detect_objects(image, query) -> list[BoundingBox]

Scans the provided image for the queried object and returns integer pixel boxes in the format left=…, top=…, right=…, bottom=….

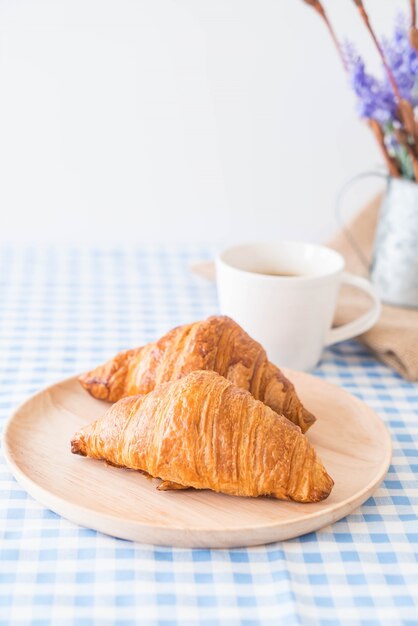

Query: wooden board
left=3, top=371, right=392, bottom=548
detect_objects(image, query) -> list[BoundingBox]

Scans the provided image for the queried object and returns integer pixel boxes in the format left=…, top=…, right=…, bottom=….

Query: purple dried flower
left=382, top=14, right=418, bottom=106
left=344, top=43, right=396, bottom=124
left=345, top=15, right=418, bottom=125
left=301, top=3, right=418, bottom=179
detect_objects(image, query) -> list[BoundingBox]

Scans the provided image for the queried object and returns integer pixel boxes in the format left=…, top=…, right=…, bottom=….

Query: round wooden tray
left=3, top=371, right=391, bottom=548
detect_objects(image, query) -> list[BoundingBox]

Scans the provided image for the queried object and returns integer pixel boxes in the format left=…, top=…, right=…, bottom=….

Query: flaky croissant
left=72, top=370, right=333, bottom=503
left=79, top=315, right=315, bottom=433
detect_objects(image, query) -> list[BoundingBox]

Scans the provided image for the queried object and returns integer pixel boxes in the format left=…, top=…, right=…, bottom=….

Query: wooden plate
left=3, top=371, right=391, bottom=548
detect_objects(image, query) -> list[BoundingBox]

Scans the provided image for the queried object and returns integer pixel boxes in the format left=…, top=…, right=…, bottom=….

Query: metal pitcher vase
left=338, top=173, right=418, bottom=309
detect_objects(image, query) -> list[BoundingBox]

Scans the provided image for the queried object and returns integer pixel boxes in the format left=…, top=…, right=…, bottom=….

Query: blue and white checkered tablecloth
left=1, top=245, right=418, bottom=626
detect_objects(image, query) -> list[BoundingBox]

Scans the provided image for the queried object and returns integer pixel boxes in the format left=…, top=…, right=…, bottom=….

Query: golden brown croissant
left=79, top=315, right=315, bottom=433
left=72, top=370, right=333, bottom=503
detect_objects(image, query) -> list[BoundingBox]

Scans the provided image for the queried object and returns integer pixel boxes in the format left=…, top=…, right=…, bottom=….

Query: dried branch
left=368, top=120, right=400, bottom=178
left=352, top=0, right=418, bottom=156
left=398, top=100, right=418, bottom=149
left=410, top=27, right=418, bottom=50
left=395, top=127, right=418, bottom=181
left=352, top=0, right=402, bottom=103
left=301, top=0, right=418, bottom=179
left=409, top=0, right=418, bottom=50
left=411, top=0, right=416, bottom=27
left=301, top=0, right=347, bottom=70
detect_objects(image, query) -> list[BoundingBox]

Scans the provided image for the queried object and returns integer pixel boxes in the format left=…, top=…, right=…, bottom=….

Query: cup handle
left=325, top=272, right=381, bottom=347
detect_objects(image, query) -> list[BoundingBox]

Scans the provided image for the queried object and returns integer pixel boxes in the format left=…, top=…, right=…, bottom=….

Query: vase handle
left=335, top=171, right=388, bottom=273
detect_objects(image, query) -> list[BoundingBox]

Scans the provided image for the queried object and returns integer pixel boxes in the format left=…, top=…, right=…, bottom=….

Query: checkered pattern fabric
left=1, top=245, right=417, bottom=626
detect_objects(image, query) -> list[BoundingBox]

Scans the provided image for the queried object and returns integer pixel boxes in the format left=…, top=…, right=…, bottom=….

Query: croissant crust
left=79, top=316, right=315, bottom=433
left=72, top=370, right=333, bottom=503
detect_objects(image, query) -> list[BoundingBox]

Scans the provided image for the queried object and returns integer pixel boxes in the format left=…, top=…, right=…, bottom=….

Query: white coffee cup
left=216, top=242, right=381, bottom=371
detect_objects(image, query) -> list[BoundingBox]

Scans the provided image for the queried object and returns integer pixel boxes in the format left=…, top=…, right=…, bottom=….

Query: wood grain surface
left=3, top=371, right=392, bottom=548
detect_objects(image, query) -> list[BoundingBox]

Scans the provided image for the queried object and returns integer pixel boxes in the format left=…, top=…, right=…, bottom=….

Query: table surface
left=0, top=245, right=417, bottom=626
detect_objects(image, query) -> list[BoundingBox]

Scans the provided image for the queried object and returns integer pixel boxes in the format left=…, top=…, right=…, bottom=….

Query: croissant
left=72, top=370, right=333, bottom=503
left=79, top=315, right=315, bottom=433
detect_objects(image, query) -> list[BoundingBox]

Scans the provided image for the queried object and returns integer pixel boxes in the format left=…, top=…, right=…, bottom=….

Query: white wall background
left=0, top=0, right=399, bottom=245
